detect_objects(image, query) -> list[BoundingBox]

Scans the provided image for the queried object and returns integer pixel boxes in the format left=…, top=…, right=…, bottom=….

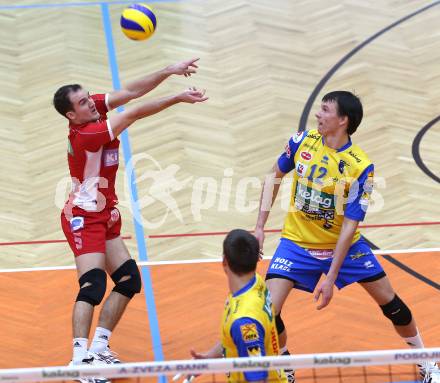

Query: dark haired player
left=53, top=58, right=207, bottom=382
left=254, top=91, right=436, bottom=382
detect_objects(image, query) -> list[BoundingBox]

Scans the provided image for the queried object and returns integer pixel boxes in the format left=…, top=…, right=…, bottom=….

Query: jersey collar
left=232, top=275, right=257, bottom=297
left=322, top=136, right=352, bottom=152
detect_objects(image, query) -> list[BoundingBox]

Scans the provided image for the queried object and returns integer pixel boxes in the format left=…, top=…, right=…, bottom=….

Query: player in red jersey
left=53, top=58, right=207, bottom=381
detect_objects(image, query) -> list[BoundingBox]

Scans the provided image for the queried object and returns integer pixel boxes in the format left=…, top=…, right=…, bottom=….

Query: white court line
left=0, top=247, right=439, bottom=273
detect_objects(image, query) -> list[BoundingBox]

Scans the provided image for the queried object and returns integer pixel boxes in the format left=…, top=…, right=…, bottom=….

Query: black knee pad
left=111, top=259, right=142, bottom=299
left=76, top=268, right=107, bottom=306
left=380, top=294, right=412, bottom=326
left=275, top=313, right=285, bottom=334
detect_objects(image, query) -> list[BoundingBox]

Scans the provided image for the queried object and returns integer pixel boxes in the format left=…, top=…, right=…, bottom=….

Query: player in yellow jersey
left=254, top=91, right=436, bottom=383
left=188, top=229, right=287, bottom=383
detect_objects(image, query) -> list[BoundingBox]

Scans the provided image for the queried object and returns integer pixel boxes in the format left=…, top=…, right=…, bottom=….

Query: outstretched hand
left=172, top=349, right=207, bottom=382
left=190, top=349, right=209, bottom=359
left=168, top=58, right=200, bottom=77
left=179, top=87, right=208, bottom=103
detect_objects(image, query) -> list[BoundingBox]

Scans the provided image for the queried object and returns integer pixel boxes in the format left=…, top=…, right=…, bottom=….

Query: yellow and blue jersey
left=278, top=129, right=374, bottom=249
left=221, top=274, right=287, bottom=383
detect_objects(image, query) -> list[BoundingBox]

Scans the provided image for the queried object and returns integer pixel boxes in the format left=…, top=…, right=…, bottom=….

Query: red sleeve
left=76, top=120, right=114, bottom=151
left=91, top=93, right=109, bottom=116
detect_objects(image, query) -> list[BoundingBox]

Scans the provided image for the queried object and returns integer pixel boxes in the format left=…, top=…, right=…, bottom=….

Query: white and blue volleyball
left=120, top=3, right=157, bottom=41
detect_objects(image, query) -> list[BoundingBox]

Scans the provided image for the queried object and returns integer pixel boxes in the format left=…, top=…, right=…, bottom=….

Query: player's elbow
left=125, top=88, right=142, bottom=101
left=109, top=113, right=136, bottom=138
left=272, top=162, right=286, bottom=179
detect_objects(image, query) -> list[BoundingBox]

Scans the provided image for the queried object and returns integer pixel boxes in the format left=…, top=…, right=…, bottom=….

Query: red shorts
left=61, top=207, right=122, bottom=257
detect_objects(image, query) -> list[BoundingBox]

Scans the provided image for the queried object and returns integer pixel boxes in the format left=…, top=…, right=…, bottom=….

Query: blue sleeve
left=277, top=131, right=307, bottom=173
left=345, top=164, right=374, bottom=221
left=230, top=317, right=267, bottom=382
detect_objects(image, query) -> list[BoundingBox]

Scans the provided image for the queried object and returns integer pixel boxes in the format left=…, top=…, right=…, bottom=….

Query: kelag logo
left=313, top=356, right=351, bottom=365
left=233, top=360, right=271, bottom=369
left=42, top=370, right=80, bottom=378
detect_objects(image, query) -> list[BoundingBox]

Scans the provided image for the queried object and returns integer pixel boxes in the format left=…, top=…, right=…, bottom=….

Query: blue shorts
left=266, top=237, right=385, bottom=293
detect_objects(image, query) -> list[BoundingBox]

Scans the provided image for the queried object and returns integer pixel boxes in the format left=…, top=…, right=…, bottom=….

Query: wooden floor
left=0, top=252, right=438, bottom=381
left=0, top=0, right=440, bottom=268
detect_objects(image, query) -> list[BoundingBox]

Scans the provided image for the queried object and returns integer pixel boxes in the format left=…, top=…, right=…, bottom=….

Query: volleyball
left=120, top=3, right=157, bottom=41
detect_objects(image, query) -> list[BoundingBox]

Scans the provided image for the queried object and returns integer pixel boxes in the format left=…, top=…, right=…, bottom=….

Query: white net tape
left=0, top=348, right=439, bottom=383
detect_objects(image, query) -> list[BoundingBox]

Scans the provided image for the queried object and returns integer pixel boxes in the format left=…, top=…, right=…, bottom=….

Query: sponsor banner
left=2, top=349, right=440, bottom=382
left=313, top=356, right=351, bottom=365
left=394, top=350, right=440, bottom=361
left=42, top=370, right=80, bottom=379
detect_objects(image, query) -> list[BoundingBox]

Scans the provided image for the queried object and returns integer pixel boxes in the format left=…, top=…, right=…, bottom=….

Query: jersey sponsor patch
left=338, top=160, right=345, bottom=174
left=349, top=251, right=368, bottom=260
left=103, top=148, right=119, bottom=167
left=360, top=170, right=374, bottom=206
left=262, top=288, right=273, bottom=321
left=292, top=131, right=304, bottom=143
left=70, top=216, right=84, bottom=232
left=247, top=345, right=262, bottom=357
left=67, top=139, right=74, bottom=156
left=284, top=143, right=291, bottom=158
left=270, top=327, right=279, bottom=355
left=364, top=260, right=375, bottom=269
left=348, top=150, right=362, bottom=163
left=308, top=249, right=334, bottom=259
left=240, top=323, right=259, bottom=343
left=108, top=208, right=120, bottom=228
left=300, top=151, right=312, bottom=161
left=296, top=162, right=308, bottom=177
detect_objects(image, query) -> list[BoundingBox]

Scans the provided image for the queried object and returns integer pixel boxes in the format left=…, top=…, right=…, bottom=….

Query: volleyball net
left=1, top=348, right=439, bottom=383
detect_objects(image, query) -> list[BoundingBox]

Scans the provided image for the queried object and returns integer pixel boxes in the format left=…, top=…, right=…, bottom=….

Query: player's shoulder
left=304, top=129, right=322, bottom=141
left=340, top=141, right=373, bottom=175
left=91, top=93, right=105, bottom=101
left=290, top=129, right=321, bottom=144
left=346, top=142, right=372, bottom=164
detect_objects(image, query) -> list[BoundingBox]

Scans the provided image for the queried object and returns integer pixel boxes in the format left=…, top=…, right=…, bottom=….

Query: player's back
left=221, top=274, right=287, bottom=383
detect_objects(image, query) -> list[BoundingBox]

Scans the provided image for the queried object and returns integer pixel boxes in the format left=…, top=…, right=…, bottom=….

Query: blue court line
left=0, top=0, right=180, bottom=10
left=101, top=4, right=166, bottom=382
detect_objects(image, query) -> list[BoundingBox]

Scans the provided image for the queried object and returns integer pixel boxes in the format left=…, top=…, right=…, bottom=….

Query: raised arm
left=108, top=87, right=207, bottom=138
left=107, top=58, right=200, bottom=110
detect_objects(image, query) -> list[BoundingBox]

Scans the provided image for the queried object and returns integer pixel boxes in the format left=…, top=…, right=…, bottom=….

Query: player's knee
left=380, top=294, right=412, bottom=326
left=76, top=268, right=107, bottom=306
left=275, top=313, right=285, bottom=335
left=111, top=259, right=142, bottom=299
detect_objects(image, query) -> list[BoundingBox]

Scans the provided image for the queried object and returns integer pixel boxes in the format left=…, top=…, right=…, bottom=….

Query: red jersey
left=65, top=94, right=119, bottom=214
